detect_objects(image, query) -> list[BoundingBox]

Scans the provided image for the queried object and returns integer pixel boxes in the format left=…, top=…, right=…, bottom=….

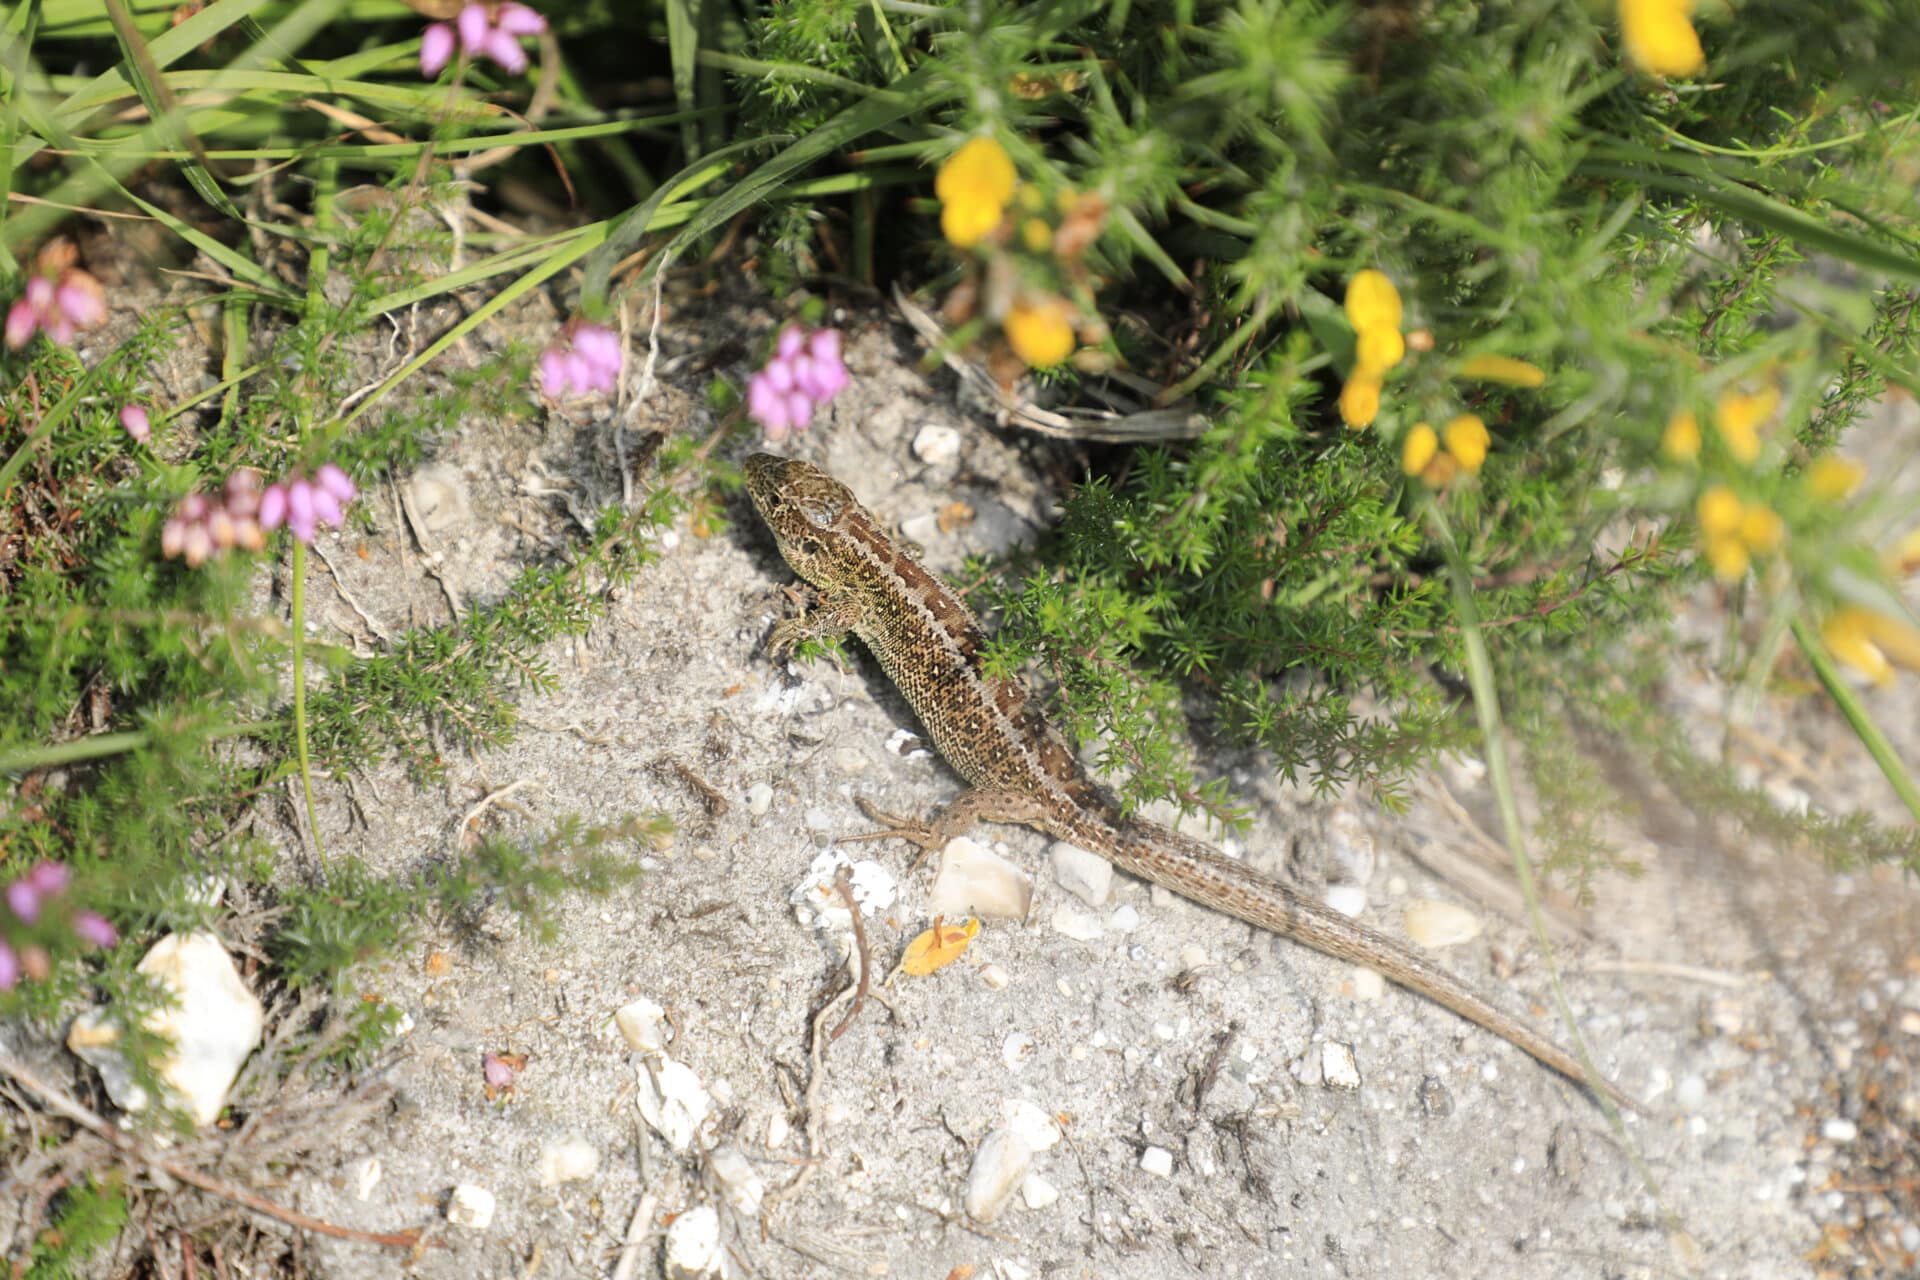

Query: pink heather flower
left=540, top=321, right=622, bottom=399
left=72, top=911, right=118, bottom=949
left=6, top=879, right=40, bottom=924
left=162, top=470, right=270, bottom=566
left=26, top=861, right=70, bottom=898
left=483, top=1052, right=517, bottom=1089
left=421, top=20, right=457, bottom=76
left=0, top=942, right=16, bottom=991
left=5, top=241, right=107, bottom=350
left=259, top=466, right=358, bottom=545
left=120, top=404, right=152, bottom=444
left=422, top=3, right=546, bottom=79
left=748, top=324, right=849, bottom=442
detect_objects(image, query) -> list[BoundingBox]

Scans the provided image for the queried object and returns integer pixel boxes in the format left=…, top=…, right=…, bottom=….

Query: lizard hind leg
left=846, top=788, right=1056, bottom=870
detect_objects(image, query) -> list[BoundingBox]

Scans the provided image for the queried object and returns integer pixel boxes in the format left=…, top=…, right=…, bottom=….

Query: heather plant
left=2, top=0, right=1919, bottom=1267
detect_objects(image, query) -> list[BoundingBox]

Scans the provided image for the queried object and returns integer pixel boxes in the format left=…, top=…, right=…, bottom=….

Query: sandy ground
left=7, top=281, right=1918, bottom=1279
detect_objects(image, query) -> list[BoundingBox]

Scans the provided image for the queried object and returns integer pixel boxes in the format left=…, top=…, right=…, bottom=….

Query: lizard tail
left=1108, top=818, right=1639, bottom=1113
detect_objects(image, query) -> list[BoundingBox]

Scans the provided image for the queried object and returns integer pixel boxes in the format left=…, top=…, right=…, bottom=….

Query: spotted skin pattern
left=745, top=452, right=1633, bottom=1111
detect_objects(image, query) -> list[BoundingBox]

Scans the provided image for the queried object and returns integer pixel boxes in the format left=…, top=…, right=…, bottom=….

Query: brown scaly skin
left=745, top=452, right=1636, bottom=1112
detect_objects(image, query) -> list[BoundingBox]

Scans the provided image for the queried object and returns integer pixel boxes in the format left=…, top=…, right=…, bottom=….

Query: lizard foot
left=844, top=797, right=946, bottom=869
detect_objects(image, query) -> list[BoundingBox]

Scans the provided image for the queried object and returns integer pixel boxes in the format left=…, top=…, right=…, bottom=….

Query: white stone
left=1049, top=901, right=1105, bottom=942
left=1178, top=945, right=1210, bottom=970
left=745, top=782, right=774, bottom=817
left=1049, top=841, right=1113, bottom=907
left=352, top=1157, right=382, bottom=1202
left=911, top=423, right=963, bottom=467
left=1323, top=883, right=1369, bottom=919
left=1108, top=904, right=1141, bottom=933
left=1403, top=899, right=1484, bottom=949
left=1003, top=1100, right=1061, bottom=1151
left=1821, top=1118, right=1858, bottom=1143
left=1321, top=1041, right=1361, bottom=1090
left=980, top=963, right=1011, bottom=990
left=67, top=931, right=264, bottom=1127
left=1675, top=1075, right=1708, bottom=1109
left=791, top=851, right=896, bottom=929
left=1139, top=1146, right=1174, bottom=1178
left=446, top=1183, right=496, bottom=1229
left=709, top=1144, right=766, bottom=1215
left=928, top=837, right=1032, bottom=920
left=409, top=464, right=471, bottom=532
left=884, top=728, right=929, bottom=759
left=766, top=1112, right=790, bottom=1148
left=636, top=1056, right=713, bottom=1152
left=663, top=1204, right=724, bottom=1279
left=537, top=1137, right=600, bottom=1186
left=963, top=1128, right=1032, bottom=1222
left=1020, top=1172, right=1060, bottom=1210
left=614, top=997, right=670, bottom=1055
left=1002, top=1031, right=1037, bottom=1072
left=1351, top=967, right=1386, bottom=1001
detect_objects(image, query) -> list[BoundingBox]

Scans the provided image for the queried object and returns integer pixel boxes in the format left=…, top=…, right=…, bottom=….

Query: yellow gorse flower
left=1004, top=294, right=1076, bottom=367
left=1714, top=386, right=1779, bottom=465
left=1694, top=484, right=1784, bottom=582
left=1619, top=0, right=1705, bottom=78
left=1661, top=409, right=1701, bottom=462
left=1402, top=423, right=1439, bottom=477
left=1341, top=270, right=1403, bottom=429
left=1339, top=374, right=1382, bottom=429
left=1805, top=457, right=1865, bottom=503
left=937, top=137, right=1017, bottom=249
left=1456, top=354, right=1546, bottom=388
left=1345, top=270, right=1402, bottom=334
left=1820, top=607, right=1920, bottom=686
left=1441, top=414, right=1489, bottom=474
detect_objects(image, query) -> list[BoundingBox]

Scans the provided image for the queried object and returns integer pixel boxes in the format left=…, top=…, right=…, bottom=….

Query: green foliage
left=22, top=1174, right=129, bottom=1280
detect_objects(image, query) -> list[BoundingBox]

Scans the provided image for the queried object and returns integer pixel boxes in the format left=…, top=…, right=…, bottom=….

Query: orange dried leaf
left=902, top=917, right=981, bottom=975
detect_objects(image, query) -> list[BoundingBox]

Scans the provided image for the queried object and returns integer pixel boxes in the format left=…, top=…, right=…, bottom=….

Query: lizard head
left=744, top=452, right=857, bottom=582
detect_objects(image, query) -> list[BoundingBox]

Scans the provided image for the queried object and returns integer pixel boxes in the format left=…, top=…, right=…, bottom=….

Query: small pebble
left=538, top=1138, right=600, bottom=1187
left=980, top=963, right=1011, bottom=990
left=1049, top=901, right=1106, bottom=943
left=964, top=1128, right=1033, bottom=1223
left=1320, top=807, right=1377, bottom=885
left=1178, top=945, right=1210, bottom=970
left=1898, top=1010, right=1920, bottom=1036
left=1675, top=1075, right=1707, bottom=1110
left=636, top=1057, right=713, bottom=1152
left=1351, top=967, right=1386, bottom=1001
left=766, top=1112, right=790, bottom=1148
left=1403, top=899, right=1484, bottom=948
left=745, top=782, right=773, bottom=817
left=663, top=1205, right=723, bottom=1279
left=1049, top=841, right=1113, bottom=907
left=1004, top=1100, right=1061, bottom=1151
left=408, top=464, right=471, bottom=533
left=1109, top=904, right=1141, bottom=933
left=615, top=997, right=670, bottom=1055
left=1020, top=1172, right=1060, bottom=1210
left=352, top=1157, right=382, bottom=1202
left=1321, top=1041, right=1361, bottom=1090
left=1003, top=1031, right=1037, bottom=1072
left=446, top=1183, right=496, bottom=1230
left=1323, top=883, right=1369, bottom=919
left=929, top=837, right=1033, bottom=920
left=1139, top=1146, right=1174, bottom=1178
left=709, top=1143, right=766, bottom=1215
left=1821, top=1118, right=1858, bottom=1143
left=912, top=423, right=963, bottom=467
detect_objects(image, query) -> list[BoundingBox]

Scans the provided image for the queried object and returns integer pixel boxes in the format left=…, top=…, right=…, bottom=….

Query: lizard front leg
left=767, top=585, right=866, bottom=663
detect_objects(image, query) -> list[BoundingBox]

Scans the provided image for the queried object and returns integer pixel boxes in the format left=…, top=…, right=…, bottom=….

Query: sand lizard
left=745, top=451, right=1633, bottom=1111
